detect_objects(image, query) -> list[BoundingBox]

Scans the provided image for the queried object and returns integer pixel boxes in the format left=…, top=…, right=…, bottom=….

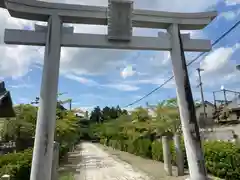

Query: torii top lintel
left=0, top=0, right=217, bottom=30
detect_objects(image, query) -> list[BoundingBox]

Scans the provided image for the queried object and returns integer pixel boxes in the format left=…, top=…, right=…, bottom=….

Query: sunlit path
left=75, top=142, right=151, bottom=180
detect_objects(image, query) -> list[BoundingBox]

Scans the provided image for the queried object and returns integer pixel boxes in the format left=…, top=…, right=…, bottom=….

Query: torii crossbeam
left=0, top=0, right=217, bottom=180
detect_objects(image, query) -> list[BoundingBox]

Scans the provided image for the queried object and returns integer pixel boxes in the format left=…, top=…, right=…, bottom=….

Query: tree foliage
left=0, top=102, right=81, bottom=179
left=131, top=107, right=150, bottom=122
left=0, top=104, right=80, bottom=152
left=1, top=104, right=37, bottom=151
left=89, top=105, right=127, bottom=123
left=153, top=98, right=181, bottom=133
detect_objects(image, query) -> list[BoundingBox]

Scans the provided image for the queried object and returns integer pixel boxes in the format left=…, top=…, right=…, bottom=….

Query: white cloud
left=220, top=10, right=240, bottom=21
left=8, top=84, right=33, bottom=89
left=188, top=43, right=240, bottom=88
left=72, top=106, right=95, bottom=113
left=201, top=48, right=234, bottom=73
left=123, top=77, right=166, bottom=87
left=224, top=0, right=240, bottom=6
left=0, top=45, right=39, bottom=78
left=103, top=83, right=139, bottom=91
left=65, top=74, right=99, bottom=86
left=0, top=0, right=222, bottom=80
left=121, top=65, right=136, bottom=79
left=65, top=73, right=140, bottom=91
left=0, top=9, right=37, bottom=78
left=0, top=0, right=230, bottom=106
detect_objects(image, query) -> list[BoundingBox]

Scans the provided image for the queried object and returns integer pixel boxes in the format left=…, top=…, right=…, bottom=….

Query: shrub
left=102, top=129, right=240, bottom=180
left=0, top=148, right=32, bottom=179
left=204, top=141, right=240, bottom=179
left=60, top=172, right=74, bottom=180
left=132, top=138, right=152, bottom=158
left=151, top=140, right=163, bottom=161
left=0, top=105, right=81, bottom=179
left=89, top=113, right=240, bottom=180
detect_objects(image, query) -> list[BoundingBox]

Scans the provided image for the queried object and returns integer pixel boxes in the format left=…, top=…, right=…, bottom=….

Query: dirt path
left=75, top=142, right=152, bottom=180
left=60, top=142, right=222, bottom=180
left=96, top=143, right=189, bottom=180
left=97, top=144, right=223, bottom=180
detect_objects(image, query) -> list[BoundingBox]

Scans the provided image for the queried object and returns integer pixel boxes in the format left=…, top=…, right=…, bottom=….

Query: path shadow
left=58, top=144, right=83, bottom=176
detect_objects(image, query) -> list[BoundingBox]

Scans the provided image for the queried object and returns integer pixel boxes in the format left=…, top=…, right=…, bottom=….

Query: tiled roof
left=0, top=81, right=15, bottom=118
left=196, top=101, right=215, bottom=109
left=0, top=91, right=8, bottom=102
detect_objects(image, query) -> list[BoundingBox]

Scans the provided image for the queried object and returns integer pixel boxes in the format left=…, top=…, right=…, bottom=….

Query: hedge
left=100, top=133, right=240, bottom=180
left=0, top=148, right=32, bottom=179
left=0, top=139, right=80, bottom=179
left=0, top=105, right=81, bottom=179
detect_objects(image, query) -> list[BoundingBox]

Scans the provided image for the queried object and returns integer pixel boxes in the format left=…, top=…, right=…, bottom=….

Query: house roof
left=196, top=101, right=214, bottom=109
left=0, top=81, right=16, bottom=118
left=0, top=91, right=15, bottom=118
left=57, top=102, right=67, bottom=111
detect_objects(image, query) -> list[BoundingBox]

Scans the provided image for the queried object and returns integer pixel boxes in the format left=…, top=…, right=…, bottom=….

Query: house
left=195, top=101, right=215, bottom=128
left=73, top=108, right=88, bottom=118
left=221, top=95, right=240, bottom=121
left=0, top=81, right=15, bottom=118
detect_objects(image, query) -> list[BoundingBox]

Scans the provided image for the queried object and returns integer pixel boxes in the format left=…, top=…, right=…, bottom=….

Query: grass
left=59, top=172, right=74, bottom=180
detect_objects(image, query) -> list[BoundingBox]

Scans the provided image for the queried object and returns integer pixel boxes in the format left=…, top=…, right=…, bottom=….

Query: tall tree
left=154, top=98, right=181, bottom=133
left=102, top=106, right=111, bottom=120
left=131, top=107, right=150, bottom=122
left=90, top=106, right=102, bottom=123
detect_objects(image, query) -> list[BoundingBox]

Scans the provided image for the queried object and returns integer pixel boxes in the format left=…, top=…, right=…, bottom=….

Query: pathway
left=75, top=142, right=152, bottom=180
left=60, top=142, right=221, bottom=180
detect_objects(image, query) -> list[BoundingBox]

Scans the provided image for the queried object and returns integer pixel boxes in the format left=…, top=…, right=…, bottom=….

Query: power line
left=124, top=19, right=240, bottom=108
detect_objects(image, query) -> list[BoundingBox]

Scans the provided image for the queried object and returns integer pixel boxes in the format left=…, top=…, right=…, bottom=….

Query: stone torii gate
left=0, top=0, right=217, bottom=180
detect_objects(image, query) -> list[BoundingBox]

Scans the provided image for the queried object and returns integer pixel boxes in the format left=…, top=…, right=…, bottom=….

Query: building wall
left=215, top=124, right=240, bottom=137
left=226, top=95, right=240, bottom=109
left=200, top=129, right=235, bottom=142
left=229, top=113, right=238, bottom=121
left=196, top=104, right=214, bottom=119
left=195, top=104, right=215, bottom=128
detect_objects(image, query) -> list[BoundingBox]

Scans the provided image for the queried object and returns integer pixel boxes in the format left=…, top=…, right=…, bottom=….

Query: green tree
left=55, top=110, right=80, bottom=147
left=1, top=103, right=81, bottom=152
left=90, top=106, right=102, bottom=123
left=1, top=104, right=37, bottom=151
left=154, top=98, right=181, bottom=133
left=102, top=106, right=111, bottom=120
left=131, top=107, right=150, bottom=122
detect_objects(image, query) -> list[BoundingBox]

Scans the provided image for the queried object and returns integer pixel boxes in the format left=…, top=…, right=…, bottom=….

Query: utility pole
left=213, top=92, right=216, bottom=110
left=223, top=89, right=227, bottom=105
left=69, top=99, right=72, bottom=111
left=197, top=68, right=206, bottom=121
left=221, top=86, right=228, bottom=105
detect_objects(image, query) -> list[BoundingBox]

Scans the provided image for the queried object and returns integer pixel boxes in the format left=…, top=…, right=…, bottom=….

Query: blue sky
left=0, top=0, right=240, bottom=112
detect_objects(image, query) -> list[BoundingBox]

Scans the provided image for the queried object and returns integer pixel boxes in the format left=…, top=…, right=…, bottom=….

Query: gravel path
left=69, top=142, right=222, bottom=180
left=96, top=144, right=189, bottom=180
left=75, top=142, right=152, bottom=180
